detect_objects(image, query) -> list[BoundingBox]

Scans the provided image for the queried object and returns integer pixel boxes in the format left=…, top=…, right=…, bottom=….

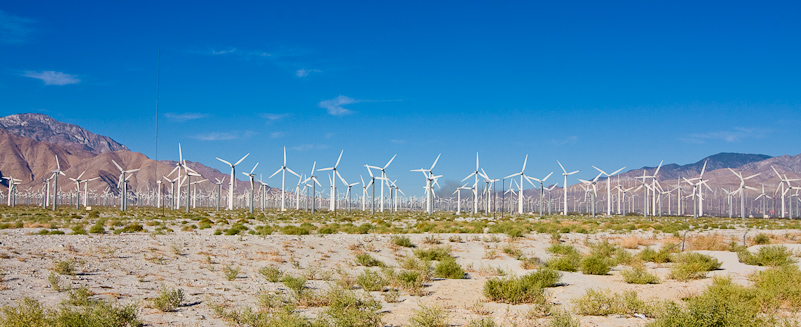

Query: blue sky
left=2, top=1, right=800, bottom=196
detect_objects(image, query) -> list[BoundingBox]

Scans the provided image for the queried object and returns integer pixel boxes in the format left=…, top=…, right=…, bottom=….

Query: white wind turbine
left=528, top=172, right=554, bottom=217
left=111, top=160, right=139, bottom=212
left=269, top=147, right=300, bottom=211
left=213, top=176, right=225, bottom=211
left=755, top=184, right=771, bottom=218
left=696, top=160, right=709, bottom=216
left=306, top=162, right=322, bottom=213
left=728, top=168, right=759, bottom=219
left=557, top=161, right=579, bottom=215
left=216, top=153, right=250, bottom=210
left=462, top=153, right=481, bottom=215
left=579, top=171, right=604, bottom=217
left=318, top=150, right=345, bottom=212
left=452, top=183, right=469, bottom=215
left=69, top=171, right=99, bottom=209
left=504, top=155, right=536, bottom=215
left=51, top=155, right=67, bottom=210
left=366, top=154, right=396, bottom=212
left=593, top=165, right=626, bottom=215
left=772, top=166, right=799, bottom=218
left=243, top=162, right=259, bottom=213
left=412, top=154, right=441, bottom=215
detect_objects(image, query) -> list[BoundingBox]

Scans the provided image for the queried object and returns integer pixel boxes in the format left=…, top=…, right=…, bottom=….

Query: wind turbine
left=269, top=147, right=300, bottom=212
left=755, top=185, right=771, bottom=218
left=213, top=177, right=225, bottom=212
left=50, top=155, right=66, bottom=210
left=69, top=171, right=99, bottom=209
left=462, top=153, right=481, bottom=215
left=528, top=172, right=554, bottom=217
left=412, top=154, right=441, bottom=215
left=452, top=183, right=469, bottom=215
left=579, top=171, right=604, bottom=217
left=772, top=166, right=799, bottom=218
left=216, top=153, right=249, bottom=210
left=243, top=163, right=259, bottom=213
left=366, top=154, right=396, bottom=213
left=111, top=160, right=139, bottom=211
left=318, top=150, right=345, bottom=212
left=345, top=181, right=358, bottom=212
left=593, top=166, right=626, bottom=215
left=696, top=160, right=709, bottom=216
left=557, top=161, right=579, bottom=215
left=504, top=155, right=537, bottom=215
left=306, top=162, right=321, bottom=213
left=728, top=168, right=759, bottom=219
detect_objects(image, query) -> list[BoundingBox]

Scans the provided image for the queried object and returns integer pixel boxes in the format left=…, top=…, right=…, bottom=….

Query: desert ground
left=1, top=207, right=800, bottom=326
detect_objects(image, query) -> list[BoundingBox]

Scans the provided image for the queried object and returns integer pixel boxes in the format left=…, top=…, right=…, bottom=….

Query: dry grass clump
left=621, top=265, right=660, bottom=284
left=152, top=284, right=184, bottom=312
left=408, top=304, right=448, bottom=327
left=619, top=236, right=655, bottom=249
left=572, top=288, right=661, bottom=317
left=0, top=297, right=141, bottom=327
left=686, top=233, right=731, bottom=251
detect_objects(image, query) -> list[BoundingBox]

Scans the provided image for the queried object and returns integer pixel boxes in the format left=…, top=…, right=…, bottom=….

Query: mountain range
left=1, top=113, right=800, bottom=199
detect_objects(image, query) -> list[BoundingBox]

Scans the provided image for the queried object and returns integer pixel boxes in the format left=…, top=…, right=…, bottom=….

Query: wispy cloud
left=190, top=131, right=256, bottom=141
left=23, top=71, right=80, bottom=85
left=682, top=127, right=769, bottom=144
left=296, top=68, right=321, bottom=78
left=270, top=131, right=284, bottom=139
left=551, top=135, right=578, bottom=145
left=259, top=113, right=289, bottom=122
left=319, top=95, right=358, bottom=116
left=210, top=48, right=237, bottom=55
left=290, top=144, right=329, bottom=151
left=0, top=11, right=35, bottom=44
left=390, top=139, right=406, bottom=144
left=164, top=112, right=208, bottom=122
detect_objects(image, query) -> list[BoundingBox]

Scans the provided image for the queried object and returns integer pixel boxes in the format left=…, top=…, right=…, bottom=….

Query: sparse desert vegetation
left=2, top=206, right=801, bottom=326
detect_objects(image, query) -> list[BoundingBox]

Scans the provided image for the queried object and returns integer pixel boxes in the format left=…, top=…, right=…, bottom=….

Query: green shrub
left=670, top=252, right=721, bottom=281
left=639, top=243, right=678, bottom=263
left=152, top=284, right=184, bottom=312
left=259, top=265, right=284, bottom=282
left=88, top=222, right=105, bottom=234
left=548, top=309, right=580, bottom=327
left=408, top=304, right=448, bottom=327
left=386, top=269, right=426, bottom=296
left=355, top=269, right=388, bottom=291
left=52, top=259, right=76, bottom=276
left=750, top=264, right=801, bottom=311
left=355, top=253, right=386, bottom=267
left=318, top=287, right=383, bottom=327
left=414, top=247, right=452, bottom=261
left=545, top=254, right=580, bottom=272
left=118, top=223, right=144, bottom=233
left=281, top=275, right=307, bottom=295
left=738, top=245, right=797, bottom=267
left=71, top=225, right=87, bottom=235
left=753, top=233, right=771, bottom=245
left=433, top=257, right=465, bottom=279
left=548, top=244, right=579, bottom=256
left=223, top=265, right=240, bottom=281
left=392, top=235, right=416, bottom=248
left=621, top=266, right=660, bottom=284
left=580, top=255, right=610, bottom=275
left=0, top=296, right=140, bottom=327
left=483, top=269, right=561, bottom=304
left=573, top=289, right=658, bottom=317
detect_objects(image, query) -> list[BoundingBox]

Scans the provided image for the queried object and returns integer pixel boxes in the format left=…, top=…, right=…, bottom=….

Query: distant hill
left=0, top=113, right=128, bottom=155
left=618, top=152, right=772, bottom=182
left=0, top=113, right=256, bottom=194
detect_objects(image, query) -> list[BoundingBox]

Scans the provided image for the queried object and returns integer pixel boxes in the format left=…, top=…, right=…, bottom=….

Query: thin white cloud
left=164, top=112, right=208, bottom=122
left=0, top=11, right=35, bottom=44
left=23, top=71, right=80, bottom=85
left=259, top=113, right=289, bottom=121
left=190, top=131, right=256, bottom=141
left=551, top=135, right=578, bottom=145
left=211, top=48, right=237, bottom=55
left=390, top=139, right=406, bottom=144
left=270, top=131, right=284, bottom=139
left=319, top=95, right=357, bottom=116
left=290, top=144, right=329, bottom=151
left=682, top=127, right=769, bottom=144
left=296, top=68, right=321, bottom=78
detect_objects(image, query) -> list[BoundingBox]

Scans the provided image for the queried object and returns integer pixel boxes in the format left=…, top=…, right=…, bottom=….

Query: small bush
left=580, top=255, right=610, bottom=275
left=621, top=266, right=660, bottom=284
left=750, top=264, right=801, bottom=311
left=259, top=265, right=284, bottom=282
left=548, top=244, right=579, bottom=256
left=355, top=253, right=386, bottom=267
left=223, top=265, right=240, bottom=281
left=414, top=247, right=452, bottom=261
left=408, top=304, right=448, bottom=327
left=753, top=233, right=771, bottom=245
left=483, top=268, right=561, bottom=304
left=573, top=289, right=658, bottom=317
left=319, top=287, right=383, bottom=326
left=545, top=254, right=580, bottom=272
left=71, top=225, right=87, bottom=235
left=355, top=269, right=388, bottom=291
left=52, top=259, right=76, bottom=276
left=468, top=318, right=497, bottom=327
left=281, top=275, right=307, bottom=295
left=433, top=257, right=465, bottom=279
left=152, top=284, right=184, bottom=312
left=0, top=296, right=140, bottom=327
left=738, top=245, right=796, bottom=267
left=392, top=235, right=416, bottom=248
left=639, top=243, right=678, bottom=263
left=549, top=309, right=580, bottom=327
left=88, top=223, right=105, bottom=234
left=670, top=252, right=721, bottom=281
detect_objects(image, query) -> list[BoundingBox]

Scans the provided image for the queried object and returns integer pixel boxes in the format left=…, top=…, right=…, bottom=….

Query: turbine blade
left=431, top=153, right=441, bottom=171
left=250, top=162, right=259, bottom=175
left=269, top=168, right=282, bottom=178
left=557, top=160, right=566, bottom=173
left=335, top=150, right=344, bottom=167
left=216, top=157, right=232, bottom=166
left=234, top=153, right=250, bottom=166
left=384, top=154, right=397, bottom=169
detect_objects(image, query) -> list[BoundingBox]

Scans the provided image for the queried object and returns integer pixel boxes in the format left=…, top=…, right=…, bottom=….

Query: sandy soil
left=0, top=227, right=796, bottom=326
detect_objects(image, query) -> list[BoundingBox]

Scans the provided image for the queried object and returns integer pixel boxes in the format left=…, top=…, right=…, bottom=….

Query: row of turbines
left=3, top=148, right=800, bottom=220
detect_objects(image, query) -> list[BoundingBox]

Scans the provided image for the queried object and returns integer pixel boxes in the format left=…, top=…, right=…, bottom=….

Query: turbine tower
left=318, top=150, right=345, bottom=212
left=504, top=155, right=536, bottom=215
left=270, top=147, right=300, bottom=211
left=366, top=154, right=396, bottom=212
left=557, top=161, right=579, bottom=215
left=593, top=165, right=626, bottom=215
left=462, top=153, right=481, bottom=215
left=728, top=168, right=759, bottom=219
left=216, top=153, right=250, bottom=210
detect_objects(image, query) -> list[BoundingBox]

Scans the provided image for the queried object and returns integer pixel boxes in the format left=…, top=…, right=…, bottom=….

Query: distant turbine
left=462, top=153, right=481, bottom=214
left=528, top=171, right=553, bottom=217
left=557, top=161, right=579, bottom=215
left=243, top=162, right=259, bottom=214
left=216, top=153, right=250, bottom=210
left=593, top=165, right=626, bottom=215
left=269, top=147, right=300, bottom=211
left=504, top=155, right=536, bottom=215
left=366, top=154, right=396, bottom=213
left=318, top=150, right=345, bottom=212
left=51, top=155, right=66, bottom=210
left=728, top=168, right=759, bottom=219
